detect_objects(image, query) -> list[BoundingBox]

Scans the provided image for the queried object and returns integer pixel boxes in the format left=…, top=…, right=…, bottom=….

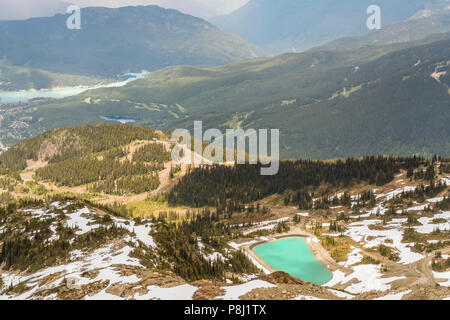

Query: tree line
left=168, top=156, right=425, bottom=208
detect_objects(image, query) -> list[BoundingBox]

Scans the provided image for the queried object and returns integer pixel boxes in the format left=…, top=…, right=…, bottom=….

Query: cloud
left=0, top=0, right=250, bottom=20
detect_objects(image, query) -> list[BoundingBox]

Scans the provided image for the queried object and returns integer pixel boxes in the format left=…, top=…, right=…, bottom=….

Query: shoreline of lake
left=242, top=227, right=340, bottom=285
left=0, top=71, right=148, bottom=104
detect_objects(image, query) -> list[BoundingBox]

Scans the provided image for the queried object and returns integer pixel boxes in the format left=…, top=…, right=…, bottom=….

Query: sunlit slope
left=210, top=0, right=435, bottom=53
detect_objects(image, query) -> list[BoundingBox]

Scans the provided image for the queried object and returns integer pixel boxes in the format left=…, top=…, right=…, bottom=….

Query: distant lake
left=100, top=116, right=138, bottom=124
left=0, top=71, right=148, bottom=104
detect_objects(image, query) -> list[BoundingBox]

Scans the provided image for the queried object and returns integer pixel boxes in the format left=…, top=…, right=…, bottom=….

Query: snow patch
left=326, top=265, right=405, bottom=294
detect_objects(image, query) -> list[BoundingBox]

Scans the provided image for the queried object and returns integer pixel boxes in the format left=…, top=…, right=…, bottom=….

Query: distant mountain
left=0, top=5, right=258, bottom=77
left=210, top=0, right=445, bottom=53
left=314, top=6, right=450, bottom=51
left=3, top=33, right=449, bottom=159
left=0, top=0, right=69, bottom=21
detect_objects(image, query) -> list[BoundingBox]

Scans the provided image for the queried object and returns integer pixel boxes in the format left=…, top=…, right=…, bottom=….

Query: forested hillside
left=0, top=124, right=161, bottom=171
left=0, top=124, right=170, bottom=196
left=1, top=1, right=449, bottom=302
left=0, top=144, right=449, bottom=300
left=6, top=33, right=449, bottom=159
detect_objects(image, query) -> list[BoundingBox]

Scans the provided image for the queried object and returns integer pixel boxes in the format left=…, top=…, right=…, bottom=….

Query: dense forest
left=283, top=189, right=377, bottom=210
left=132, top=143, right=171, bottom=164
left=0, top=124, right=161, bottom=171
left=168, top=156, right=427, bottom=208
left=36, top=156, right=150, bottom=186
left=0, top=124, right=174, bottom=195
left=89, top=174, right=160, bottom=195
left=35, top=152, right=164, bottom=195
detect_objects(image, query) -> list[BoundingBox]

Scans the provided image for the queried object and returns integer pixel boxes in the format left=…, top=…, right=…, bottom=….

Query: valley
left=0, top=6, right=257, bottom=79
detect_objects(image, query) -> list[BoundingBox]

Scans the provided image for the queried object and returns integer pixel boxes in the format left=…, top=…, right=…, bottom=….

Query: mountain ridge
left=211, top=0, right=445, bottom=53
left=312, top=6, right=450, bottom=51
left=0, top=5, right=258, bottom=78
left=1, top=32, right=449, bottom=159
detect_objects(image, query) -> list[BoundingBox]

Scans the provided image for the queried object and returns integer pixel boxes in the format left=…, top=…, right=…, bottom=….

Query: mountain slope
left=211, top=0, right=443, bottom=53
left=1, top=33, right=449, bottom=159
left=0, top=5, right=258, bottom=77
left=314, top=6, right=450, bottom=51
left=0, top=124, right=175, bottom=198
left=263, top=40, right=450, bottom=158
left=0, top=123, right=162, bottom=171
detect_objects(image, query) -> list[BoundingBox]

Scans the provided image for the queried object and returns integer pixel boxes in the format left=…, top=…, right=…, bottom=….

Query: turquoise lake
left=253, top=237, right=332, bottom=285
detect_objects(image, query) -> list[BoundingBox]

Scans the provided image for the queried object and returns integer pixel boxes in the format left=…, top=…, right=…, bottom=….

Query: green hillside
left=0, top=124, right=170, bottom=195
left=1, top=34, right=449, bottom=159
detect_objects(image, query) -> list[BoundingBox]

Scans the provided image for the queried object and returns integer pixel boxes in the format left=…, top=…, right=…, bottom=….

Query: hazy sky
left=0, top=0, right=250, bottom=20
